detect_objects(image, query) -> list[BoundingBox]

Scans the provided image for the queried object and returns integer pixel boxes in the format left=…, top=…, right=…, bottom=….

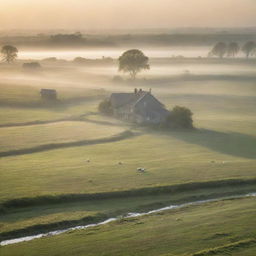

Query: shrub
left=23, top=62, right=41, bottom=69
left=98, top=99, right=113, bottom=115
left=166, top=106, right=193, bottom=129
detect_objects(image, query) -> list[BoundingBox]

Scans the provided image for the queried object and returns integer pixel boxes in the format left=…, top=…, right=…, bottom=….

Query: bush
left=98, top=99, right=113, bottom=115
left=22, top=62, right=41, bottom=69
left=166, top=106, right=193, bottom=129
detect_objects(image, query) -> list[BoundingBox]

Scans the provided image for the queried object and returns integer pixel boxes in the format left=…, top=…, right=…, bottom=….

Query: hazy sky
left=1, top=0, right=256, bottom=30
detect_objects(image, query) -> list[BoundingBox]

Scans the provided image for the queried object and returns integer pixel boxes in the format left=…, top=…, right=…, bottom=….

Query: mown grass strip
left=0, top=130, right=134, bottom=157
left=1, top=178, right=255, bottom=212
left=191, top=238, right=256, bottom=256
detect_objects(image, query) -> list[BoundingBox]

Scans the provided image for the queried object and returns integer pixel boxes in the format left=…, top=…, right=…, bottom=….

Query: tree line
left=209, top=41, right=256, bottom=58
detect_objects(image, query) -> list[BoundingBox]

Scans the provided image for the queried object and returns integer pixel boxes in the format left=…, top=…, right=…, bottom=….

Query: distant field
left=1, top=197, right=255, bottom=256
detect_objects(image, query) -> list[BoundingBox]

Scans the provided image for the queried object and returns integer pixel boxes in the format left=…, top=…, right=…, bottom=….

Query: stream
left=1, top=192, right=255, bottom=246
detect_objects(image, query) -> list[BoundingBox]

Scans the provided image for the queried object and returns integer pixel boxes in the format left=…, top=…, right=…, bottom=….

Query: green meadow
left=0, top=58, right=256, bottom=255
left=1, top=197, right=255, bottom=256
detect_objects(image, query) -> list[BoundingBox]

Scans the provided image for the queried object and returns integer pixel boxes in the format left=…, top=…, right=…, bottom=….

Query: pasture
left=0, top=56, right=255, bottom=255
left=1, top=196, right=255, bottom=256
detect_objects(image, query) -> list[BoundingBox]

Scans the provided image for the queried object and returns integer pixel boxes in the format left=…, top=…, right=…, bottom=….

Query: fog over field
left=0, top=1, right=256, bottom=256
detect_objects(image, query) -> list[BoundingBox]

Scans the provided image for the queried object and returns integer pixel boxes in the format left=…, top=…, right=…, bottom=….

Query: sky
left=0, top=0, right=256, bottom=30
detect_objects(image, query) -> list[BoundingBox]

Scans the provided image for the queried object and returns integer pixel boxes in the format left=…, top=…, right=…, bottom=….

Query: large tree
left=210, top=42, right=227, bottom=58
left=1, top=45, right=18, bottom=63
left=242, top=41, right=256, bottom=58
left=227, top=42, right=240, bottom=57
left=118, top=49, right=149, bottom=80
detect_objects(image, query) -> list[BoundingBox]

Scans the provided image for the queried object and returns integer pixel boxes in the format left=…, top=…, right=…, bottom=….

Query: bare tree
left=1, top=45, right=18, bottom=63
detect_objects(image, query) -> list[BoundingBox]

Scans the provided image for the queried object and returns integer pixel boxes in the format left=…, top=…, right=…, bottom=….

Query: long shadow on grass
left=169, top=129, right=256, bottom=159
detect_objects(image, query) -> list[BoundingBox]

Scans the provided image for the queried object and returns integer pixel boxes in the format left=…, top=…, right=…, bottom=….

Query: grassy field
left=1, top=196, right=255, bottom=256
left=0, top=58, right=255, bottom=254
left=0, top=121, right=125, bottom=152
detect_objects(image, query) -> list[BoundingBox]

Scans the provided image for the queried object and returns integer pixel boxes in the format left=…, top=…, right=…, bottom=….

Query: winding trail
left=1, top=192, right=255, bottom=247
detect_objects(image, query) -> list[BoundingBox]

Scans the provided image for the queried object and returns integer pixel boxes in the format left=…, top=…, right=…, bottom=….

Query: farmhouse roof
left=110, top=91, right=164, bottom=109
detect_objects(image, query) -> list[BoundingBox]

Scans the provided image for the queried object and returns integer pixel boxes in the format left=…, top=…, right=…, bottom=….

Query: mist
left=1, top=0, right=256, bottom=30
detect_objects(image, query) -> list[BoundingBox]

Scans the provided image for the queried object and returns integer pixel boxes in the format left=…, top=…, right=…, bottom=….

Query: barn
left=110, top=89, right=170, bottom=124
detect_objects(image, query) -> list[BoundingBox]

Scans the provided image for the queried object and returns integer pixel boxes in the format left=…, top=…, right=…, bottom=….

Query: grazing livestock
left=137, top=167, right=146, bottom=173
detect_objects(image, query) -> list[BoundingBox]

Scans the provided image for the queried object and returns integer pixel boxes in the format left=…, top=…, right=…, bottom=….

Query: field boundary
left=1, top=191, right=255, bottom=244
left=1, top=178, right=255, bottom=211
left=0, top=130, right=134, bottom=157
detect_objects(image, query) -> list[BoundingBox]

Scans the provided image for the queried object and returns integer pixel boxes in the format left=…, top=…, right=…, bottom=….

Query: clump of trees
left=242, top=41, right=256, bottom=58
left=210, top=42, right=227, bottom=58
left=73, top=56, right=113, bottom=65
left=98, top=99, right=113, bottom=115
left=50, top=32, right=84, bottom=45
left=1, top=45, right=18, bottom=63
left=165, top=106, right=194, bottom=129
left=227, top=42, right=240, bottom=57
left=209, top=41, right=256, bottom=58
left=118, top=49, right=150, bottom=80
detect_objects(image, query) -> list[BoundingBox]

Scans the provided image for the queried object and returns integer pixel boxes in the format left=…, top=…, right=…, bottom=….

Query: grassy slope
left=1, top=197, right=255, bottom=256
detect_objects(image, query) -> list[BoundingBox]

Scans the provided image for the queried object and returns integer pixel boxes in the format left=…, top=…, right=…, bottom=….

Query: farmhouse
left=40, top=89, right=57, bottom=100
left=110, top=89, right=170, bottom=124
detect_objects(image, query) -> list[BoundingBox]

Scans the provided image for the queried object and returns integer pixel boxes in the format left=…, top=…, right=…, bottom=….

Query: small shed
left=40, top=89, right=57, bottom=100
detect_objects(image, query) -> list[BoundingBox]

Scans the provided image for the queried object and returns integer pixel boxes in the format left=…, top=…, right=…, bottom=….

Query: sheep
left=137, top=168, right=146, bottom=173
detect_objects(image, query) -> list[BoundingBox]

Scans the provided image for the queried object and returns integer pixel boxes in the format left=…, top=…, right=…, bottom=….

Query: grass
left=0, top=82, right=106, bottom=124
left=1, top=131, right=256, bottom=202
left=0, top=182, right=255, bottom=239
left=0, top=58, right=256, bottom=255
left=190, top=239, right=256, bottom=256
left=1, top=196, right=255, bottom=256
left=0, top=121, right=125, bottom=152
